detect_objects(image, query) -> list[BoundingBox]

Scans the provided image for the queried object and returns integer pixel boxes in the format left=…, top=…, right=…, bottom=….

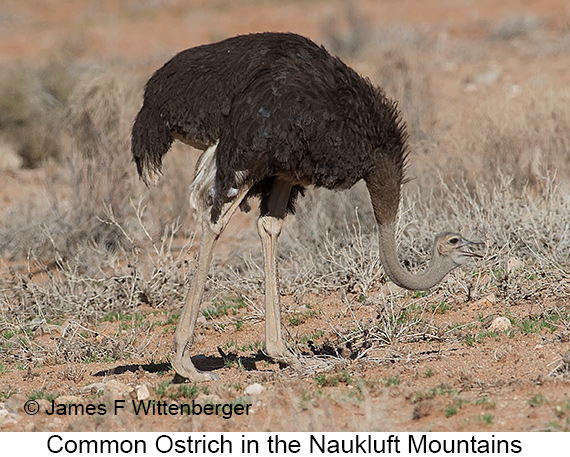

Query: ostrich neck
left=377, top=223, right=449, bottom=291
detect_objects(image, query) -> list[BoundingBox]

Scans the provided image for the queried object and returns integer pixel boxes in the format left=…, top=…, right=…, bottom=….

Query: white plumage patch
left=189, top=141, right=218, bottom=212
left=189, top=140, right=242, bottom=213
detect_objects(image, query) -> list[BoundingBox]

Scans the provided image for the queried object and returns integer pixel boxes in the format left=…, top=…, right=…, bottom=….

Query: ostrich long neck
left=377, top=222, right=449, bottom=291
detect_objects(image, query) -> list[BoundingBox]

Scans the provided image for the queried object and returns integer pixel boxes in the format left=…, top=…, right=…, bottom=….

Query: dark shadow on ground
left=92, top=350, right=274, bottom=383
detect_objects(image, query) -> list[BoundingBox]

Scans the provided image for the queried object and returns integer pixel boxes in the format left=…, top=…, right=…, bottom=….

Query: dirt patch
left=1, top=289, right=569, bottom=432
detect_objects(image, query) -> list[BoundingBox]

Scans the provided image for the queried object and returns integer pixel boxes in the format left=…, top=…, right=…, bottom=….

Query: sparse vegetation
left=528, top=393, right=547, bottom=408
left=202, top=295, right=248, bottom=320
left=315, top=371, right=355, bottom=388
left=444, top=402, right=459, bottom=418
left=475, top=396, right=497, bottom=410
left=383, top=376, right=402, bottom=387
left=410, top=384, right=458, bottom=404
left=27, top=390, right=59, bottom=402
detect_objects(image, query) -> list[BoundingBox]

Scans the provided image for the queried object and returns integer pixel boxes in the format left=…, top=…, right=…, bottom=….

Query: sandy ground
left=1, top=0, right=570, bottom=433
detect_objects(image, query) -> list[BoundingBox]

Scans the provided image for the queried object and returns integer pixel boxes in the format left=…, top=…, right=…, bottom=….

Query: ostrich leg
left=256, top=179, right=297, bottom=362
left=173, top=186, right=250, bottom=381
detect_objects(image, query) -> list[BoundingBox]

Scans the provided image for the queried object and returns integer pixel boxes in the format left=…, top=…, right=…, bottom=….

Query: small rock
left=55, top=395, right=82, bottom=405
left=0, top=408, right=18, bottom=426
left=507, top=257, right=524, bottom=274
left=80, top=382, right=105, bottom=394
left=81, top=380, right=133, bottom=402
left=136, top=385, right=150, bottom=401
left=196, top=394, right=222, bottom=404
left=24, top=422, right=36, bottom=432
left=244, top=383, right=265, bottom=396
left=4, top=394, right=26, bottom=414
left=0, top=142, right=23, bottom=172
left=474, top=294, right=497, bottom=307
left=489, top=316, right=512, bottom=332
left=47, top=418, right=64, bottom=430
left=105, top=380, right=132, bottom=394
left=474, top=69, right=501, bottom=85
left=105, top=381, right=133, bottom=403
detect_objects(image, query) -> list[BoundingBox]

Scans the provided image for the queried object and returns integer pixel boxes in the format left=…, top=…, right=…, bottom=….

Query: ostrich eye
left=449, top=237, right=459, bottom=245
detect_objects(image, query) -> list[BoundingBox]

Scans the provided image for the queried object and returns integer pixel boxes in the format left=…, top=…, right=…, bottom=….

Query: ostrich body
left=132, top=32, right=480, bottom=381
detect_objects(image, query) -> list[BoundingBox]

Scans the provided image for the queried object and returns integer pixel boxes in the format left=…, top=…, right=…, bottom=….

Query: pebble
left=0, top=408, right=18, bottom=426
left=507, top=257, right=524, bottom=274
left=244, top=383, right=265, bottom=396
left=474, top=294, right=497, bottom=307
left=488, top=316, right=512, bottom=332
left=135, top=384, right=150, bottom=401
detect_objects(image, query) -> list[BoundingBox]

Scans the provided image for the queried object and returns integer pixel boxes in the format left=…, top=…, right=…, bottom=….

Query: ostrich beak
left=458, top=238, right=484, bottom=259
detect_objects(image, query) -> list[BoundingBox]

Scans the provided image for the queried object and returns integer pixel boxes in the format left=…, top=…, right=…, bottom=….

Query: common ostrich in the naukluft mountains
left=132, top=32, right=481, bottom=381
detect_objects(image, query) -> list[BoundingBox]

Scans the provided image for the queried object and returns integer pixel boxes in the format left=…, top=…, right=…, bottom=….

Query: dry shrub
left=369, top=28, right=437, bottom=142
left=1, top=67, right=131, bottom=262
left=0, top=218, right=194, bottom=365
left=62, top=67, right=198, bottom=250
left=0, top=58, right=76, bottom=167
left=0, top=69, right=143, bottom=270
left=143, top=141, right=199, bottom=235
left=265, top=166, right=570, bottom=308
left=455, top=86, right=570, bottom=191
left=322, top=3, right=436, bottom=143
left=488, top=15, right=544, bottom=42
left=61, top=69, right=141, bottom=259
left=0, top=64, right=197, bottom=268
left=322, top=1, right=372, bottom=57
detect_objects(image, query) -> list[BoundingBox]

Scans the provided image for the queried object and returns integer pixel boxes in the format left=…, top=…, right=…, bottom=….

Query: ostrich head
left=433, top=232, right=483, bottom=268
left=377, top=224, right=483, bottom=291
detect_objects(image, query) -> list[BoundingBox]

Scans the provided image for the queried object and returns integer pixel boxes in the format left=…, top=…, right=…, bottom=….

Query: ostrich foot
left=265, top=343, right=302, bottom=369
left=172, top=345, right=220, bottom=382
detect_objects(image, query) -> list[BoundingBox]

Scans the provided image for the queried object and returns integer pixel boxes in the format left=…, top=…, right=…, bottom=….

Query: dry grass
left=0, top=56, right=77, bottom=167
left=0, top=60, right=200, bottom=366
left=447, top=86, right=570, bottom=191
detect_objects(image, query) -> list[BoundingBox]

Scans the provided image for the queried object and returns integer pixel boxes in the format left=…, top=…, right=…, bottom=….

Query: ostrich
left=132, top=32, right=481, bottom=381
